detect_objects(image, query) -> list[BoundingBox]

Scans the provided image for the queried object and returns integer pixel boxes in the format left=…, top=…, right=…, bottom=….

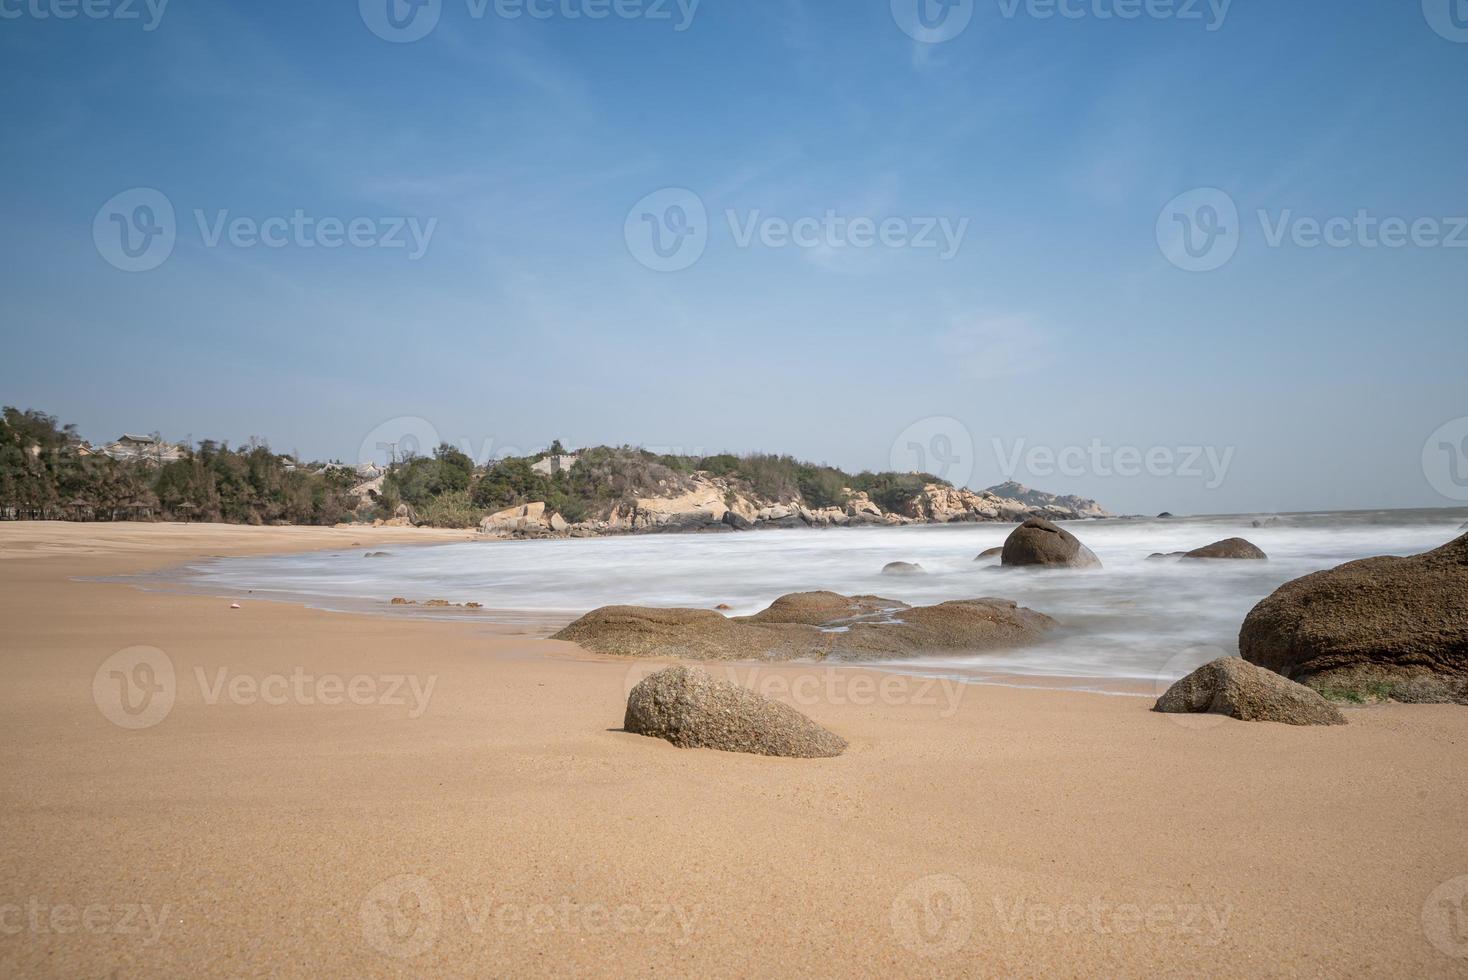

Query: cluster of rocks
left=553, top=590, right=1056, bottom=662
left=389, top=597, right=483, bottom=610
left=607, top=526, right=1468, bottom=752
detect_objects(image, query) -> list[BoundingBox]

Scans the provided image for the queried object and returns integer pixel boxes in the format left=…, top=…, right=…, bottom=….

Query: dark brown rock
left=1183, top=538, right=1267, bottom=560
left=1154, top=657, right=1346, bottom=726
left=1000, top=518, right=1101, bottom=569
left=624, top=666, right=846, bottom=758
left=1239, top=532, right=1468, bottom=698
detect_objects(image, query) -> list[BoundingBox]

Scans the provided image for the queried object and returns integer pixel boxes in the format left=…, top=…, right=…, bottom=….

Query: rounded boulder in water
left=1001, top=518, right=1101, bottom=569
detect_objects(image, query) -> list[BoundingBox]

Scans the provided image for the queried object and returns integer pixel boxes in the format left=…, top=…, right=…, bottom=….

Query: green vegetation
left=1, top=407, right=353, bottom=525
left=1, top=408, right=957, bottom=529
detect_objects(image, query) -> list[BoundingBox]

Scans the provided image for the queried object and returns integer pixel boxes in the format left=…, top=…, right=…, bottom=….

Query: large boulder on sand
left=1184, top=538, right=1267, bottom=560
left=1155, top=657, right=1346, bottom=726
left=625, top=666, right=846, bottom=758
left=553, top=591, right=1056, bottom=662
left=1001, top=518, right=1101, bottom=569
left=1239, top=532, right=1468, bottom=701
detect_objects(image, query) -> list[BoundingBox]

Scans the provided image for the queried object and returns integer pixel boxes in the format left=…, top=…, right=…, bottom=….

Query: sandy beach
left=1, top=521, right=1465, bottom=978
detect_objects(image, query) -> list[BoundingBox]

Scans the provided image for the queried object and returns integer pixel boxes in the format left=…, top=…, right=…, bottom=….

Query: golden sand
left=1, top=522, right=1465, bottom=977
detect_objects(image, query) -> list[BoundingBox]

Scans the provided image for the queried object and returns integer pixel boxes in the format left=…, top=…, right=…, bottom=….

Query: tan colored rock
left=553, top=591, right=1056, bottom=662
left=624, top=666, right=846, bottom=758
left=1154, top=657, right=1346, bottom=726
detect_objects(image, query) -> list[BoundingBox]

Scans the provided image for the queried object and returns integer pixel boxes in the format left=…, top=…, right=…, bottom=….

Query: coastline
left=1, top=521, right=1466, bottom=976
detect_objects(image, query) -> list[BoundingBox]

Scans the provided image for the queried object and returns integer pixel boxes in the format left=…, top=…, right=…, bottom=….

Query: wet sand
left=1, top=521, right=1465, bottom=977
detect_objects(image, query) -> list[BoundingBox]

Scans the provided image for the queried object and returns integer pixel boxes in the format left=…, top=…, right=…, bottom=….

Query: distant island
left=0, top=406, right=1109, bottom=533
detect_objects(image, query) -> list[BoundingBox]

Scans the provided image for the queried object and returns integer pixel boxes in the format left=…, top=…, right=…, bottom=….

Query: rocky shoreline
left=471, top=479, right=1110, bottom=540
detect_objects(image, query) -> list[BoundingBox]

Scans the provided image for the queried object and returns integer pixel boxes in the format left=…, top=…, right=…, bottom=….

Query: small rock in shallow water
left=1183, top=538, right=1267, bottom=560
left=882, top=561, right=925, bottom=576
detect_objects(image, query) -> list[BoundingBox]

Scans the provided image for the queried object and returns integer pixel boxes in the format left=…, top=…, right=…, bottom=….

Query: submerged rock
left=1239, top=532, right=1468, bottom=700
left=975, top=547, right=1003, bottom=561
left=1000, top=518, right=1101, bottom=569
left=624, top=665, right=846, bottom=758
left=1154, top=657, right=1346, bottom=726
left=882, top=561, right=925, bottom=576
left=1183, top=538, right=1268, bottom=560
left=553, top=591, right=1056, bottom=662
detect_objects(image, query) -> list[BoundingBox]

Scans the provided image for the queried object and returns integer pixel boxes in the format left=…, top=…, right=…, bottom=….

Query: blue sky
left=2, top=0, right=1466, bottom=514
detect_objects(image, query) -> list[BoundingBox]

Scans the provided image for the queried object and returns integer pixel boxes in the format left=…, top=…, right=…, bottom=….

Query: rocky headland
left=474, top=478, right=1109, bottom=539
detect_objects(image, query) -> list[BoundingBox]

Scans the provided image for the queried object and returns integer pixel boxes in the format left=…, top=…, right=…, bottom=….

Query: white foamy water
left=172, top=509, right=1467, bottom=689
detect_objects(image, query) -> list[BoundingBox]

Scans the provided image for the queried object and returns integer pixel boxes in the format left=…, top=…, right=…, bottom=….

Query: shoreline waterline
left=119, top=507, right=1468, bottom=693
